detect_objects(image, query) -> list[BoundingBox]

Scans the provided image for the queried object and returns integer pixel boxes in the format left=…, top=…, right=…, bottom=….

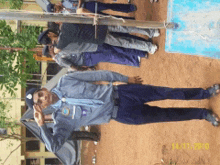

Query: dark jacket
left=57, top=23, right=108, bottom=49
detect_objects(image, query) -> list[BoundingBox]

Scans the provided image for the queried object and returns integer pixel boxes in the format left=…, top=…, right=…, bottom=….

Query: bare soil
left=81, top=0, right=220, bottom=164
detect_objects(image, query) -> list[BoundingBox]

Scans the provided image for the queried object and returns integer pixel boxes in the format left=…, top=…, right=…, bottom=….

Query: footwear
left=150, top=0, right=158, bottom=3
left=153, top=29, right=160, bottom=37
left=149, top=44, right=158, bottom=54
left=130, top=4, right=137, bottom=12
left=207, top=84, right=220, bottom=97
left=205, top=110, right=220, bottom=127
left=144, top=54, right=148, bottom=59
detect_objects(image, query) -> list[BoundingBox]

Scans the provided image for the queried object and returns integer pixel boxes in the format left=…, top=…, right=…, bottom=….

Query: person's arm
left=54, top=47, right=61, bottom=54
left=55, top=53, right=73, bottom=68
left=77, top=0, right=84, bottom=8
left=66, top=70, right=143, bottom=84
left=44, top=114, right=52, bottom=121
left=40, top=123, right=71, bottom=153
left=55, top=52, right=88, bottom=70
left=58, top=57, right=90, bottom=71
left=34, top=104, right=71, bottom=153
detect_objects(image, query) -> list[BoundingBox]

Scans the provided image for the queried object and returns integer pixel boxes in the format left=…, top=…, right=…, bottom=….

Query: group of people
left=39, top=0, right=160, bottom=70
left=25, top=0, right=220, bottom=154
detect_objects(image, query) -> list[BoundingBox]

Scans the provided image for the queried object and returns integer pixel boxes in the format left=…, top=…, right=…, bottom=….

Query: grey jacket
left=61, top=41, right=98, bottom=54
left=40, top=70, right=128, bottom=152
left=54, top=51, right=84, bottom=68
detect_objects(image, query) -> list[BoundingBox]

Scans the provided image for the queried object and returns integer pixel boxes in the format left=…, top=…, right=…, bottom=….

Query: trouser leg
left=113, top=84, right=211, bottom=125
left=83, top=44, right=146, bottom=66
left=83, top=51, right=140, bottom=67
left=84, top=2, right=136, bottom=13
left=83, top=2, right=135, bottom=19
left=114, top=104, right=208, bottom=125
left=98, top=43, right=146, bottom=57
left=117, top=84, right=211, bottom=105
left=104, top=33, right=154, bottom=52
left=107, top=25, right=156, bottom=38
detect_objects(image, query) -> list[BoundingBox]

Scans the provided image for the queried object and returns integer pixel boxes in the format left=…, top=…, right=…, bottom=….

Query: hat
left=38, top=29, right=51, bottom=45
left=46, top=3, right=55, bottom=12
left=42, top=45, right=50, bottom=57
left=26, top=88, right=39, bottom=109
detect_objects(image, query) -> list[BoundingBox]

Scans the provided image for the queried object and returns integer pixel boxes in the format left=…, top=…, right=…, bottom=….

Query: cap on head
left=38, top=30, right=51, bottom=45
left=26, top=88, right=39, bottom=109
left=47, top=3, right=55, bottom=12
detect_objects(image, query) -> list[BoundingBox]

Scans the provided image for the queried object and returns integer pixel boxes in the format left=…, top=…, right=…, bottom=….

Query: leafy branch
left=0, top=0, right=23, bottom=9
left=0, top=20, right=42, bottom=96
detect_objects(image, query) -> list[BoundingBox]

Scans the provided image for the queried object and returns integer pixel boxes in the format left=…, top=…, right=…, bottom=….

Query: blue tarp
left=165, top=0, right=220, bottom=58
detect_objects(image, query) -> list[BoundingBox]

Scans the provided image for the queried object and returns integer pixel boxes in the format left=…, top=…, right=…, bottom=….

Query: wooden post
left=0, top=11, right=175, bottom=29
left=0, top=47, right=43, bottom=52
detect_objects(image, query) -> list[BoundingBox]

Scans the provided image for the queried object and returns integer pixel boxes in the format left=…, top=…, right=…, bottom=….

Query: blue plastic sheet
left=165, top=0, right=220, bottom=58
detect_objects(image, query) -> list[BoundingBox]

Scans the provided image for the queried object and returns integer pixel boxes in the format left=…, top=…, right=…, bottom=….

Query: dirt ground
left=81, top=0, right=220, bottom=165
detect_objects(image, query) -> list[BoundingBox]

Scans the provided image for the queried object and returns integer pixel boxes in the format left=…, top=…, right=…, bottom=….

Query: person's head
left=32, top=88, right=54, bottom=110
left=38, top=29, right=59, bottom=46
left=42, top=45, right=55, bottom=58
left=48, top=22, right=60, bottom=34
left=47, top=3, right=63, bottom=13
left=54, top=3, right=64, bottom=13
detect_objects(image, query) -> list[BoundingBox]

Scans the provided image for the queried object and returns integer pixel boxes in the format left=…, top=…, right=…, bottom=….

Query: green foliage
left=0, top=0, right=23, bottom=9
left=0, top=20, right=42, bottom=96
left=0, top=101, right=18, bottom=133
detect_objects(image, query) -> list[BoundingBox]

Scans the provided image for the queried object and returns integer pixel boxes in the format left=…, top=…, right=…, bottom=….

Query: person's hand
left=33, top=104, right=45, bottom=127
left=128, top=76, right=143, bottom=84
left=54, top=3, right=64, bottom=13
left=54, top=47, right=61, bottom=54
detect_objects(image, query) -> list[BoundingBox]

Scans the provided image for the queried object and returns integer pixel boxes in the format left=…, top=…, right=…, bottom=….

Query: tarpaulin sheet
left=165, top=0, right=220, bottom=58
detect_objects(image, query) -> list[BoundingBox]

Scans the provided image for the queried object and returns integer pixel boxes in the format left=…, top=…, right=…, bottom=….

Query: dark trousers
left=83, top=2, right=135, bottom=20
left=113, top=84, right=211, bottom=125
left=71, top=131, right=100, bottom=141
left=83, top=43, right=146, bottom=67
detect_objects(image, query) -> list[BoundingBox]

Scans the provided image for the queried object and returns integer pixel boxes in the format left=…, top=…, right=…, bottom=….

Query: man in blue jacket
left=26, top=70, right=220, bottom=153
left=43, top=43, right=147, bottom=69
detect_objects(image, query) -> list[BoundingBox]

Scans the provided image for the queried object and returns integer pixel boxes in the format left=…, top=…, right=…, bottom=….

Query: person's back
left=57, top=23, right=108, bottom=49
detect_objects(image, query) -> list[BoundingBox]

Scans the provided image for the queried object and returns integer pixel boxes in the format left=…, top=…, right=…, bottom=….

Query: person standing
left=26, top=70, right=220, bottom=153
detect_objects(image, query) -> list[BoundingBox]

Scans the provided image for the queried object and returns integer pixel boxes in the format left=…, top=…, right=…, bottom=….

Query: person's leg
left=104, top=32, right=157, bottom=53
left=99, top=43, right=146, bottom=57
left=83, top=51, right=140, bottom=67
left=84, top=2, right=137, bottom=13
left=117, top=84, right=211, bottom=105
left=83, top=1, right=135, bottom=19
left=113, top=104, right=208, bottom=125
left=113, top=84, right=219, bottom=126
left=107, top=25, right=158, bottom=38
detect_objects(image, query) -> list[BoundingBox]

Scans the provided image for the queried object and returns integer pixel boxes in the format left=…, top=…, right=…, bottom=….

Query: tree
left=0, top=100, right=38, bottom=165
left=0, top=0, right=23, bottom=9
left=0, top=20, right=42, bottom=96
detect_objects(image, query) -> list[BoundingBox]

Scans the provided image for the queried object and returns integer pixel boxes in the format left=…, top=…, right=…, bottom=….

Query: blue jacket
left=40, top=70, right=128, bottom=152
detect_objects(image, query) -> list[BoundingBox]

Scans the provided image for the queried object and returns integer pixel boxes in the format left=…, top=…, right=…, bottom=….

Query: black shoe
left=207, top=84, right=220, bottom=97
left=205, top=110, right=220, bottom=127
